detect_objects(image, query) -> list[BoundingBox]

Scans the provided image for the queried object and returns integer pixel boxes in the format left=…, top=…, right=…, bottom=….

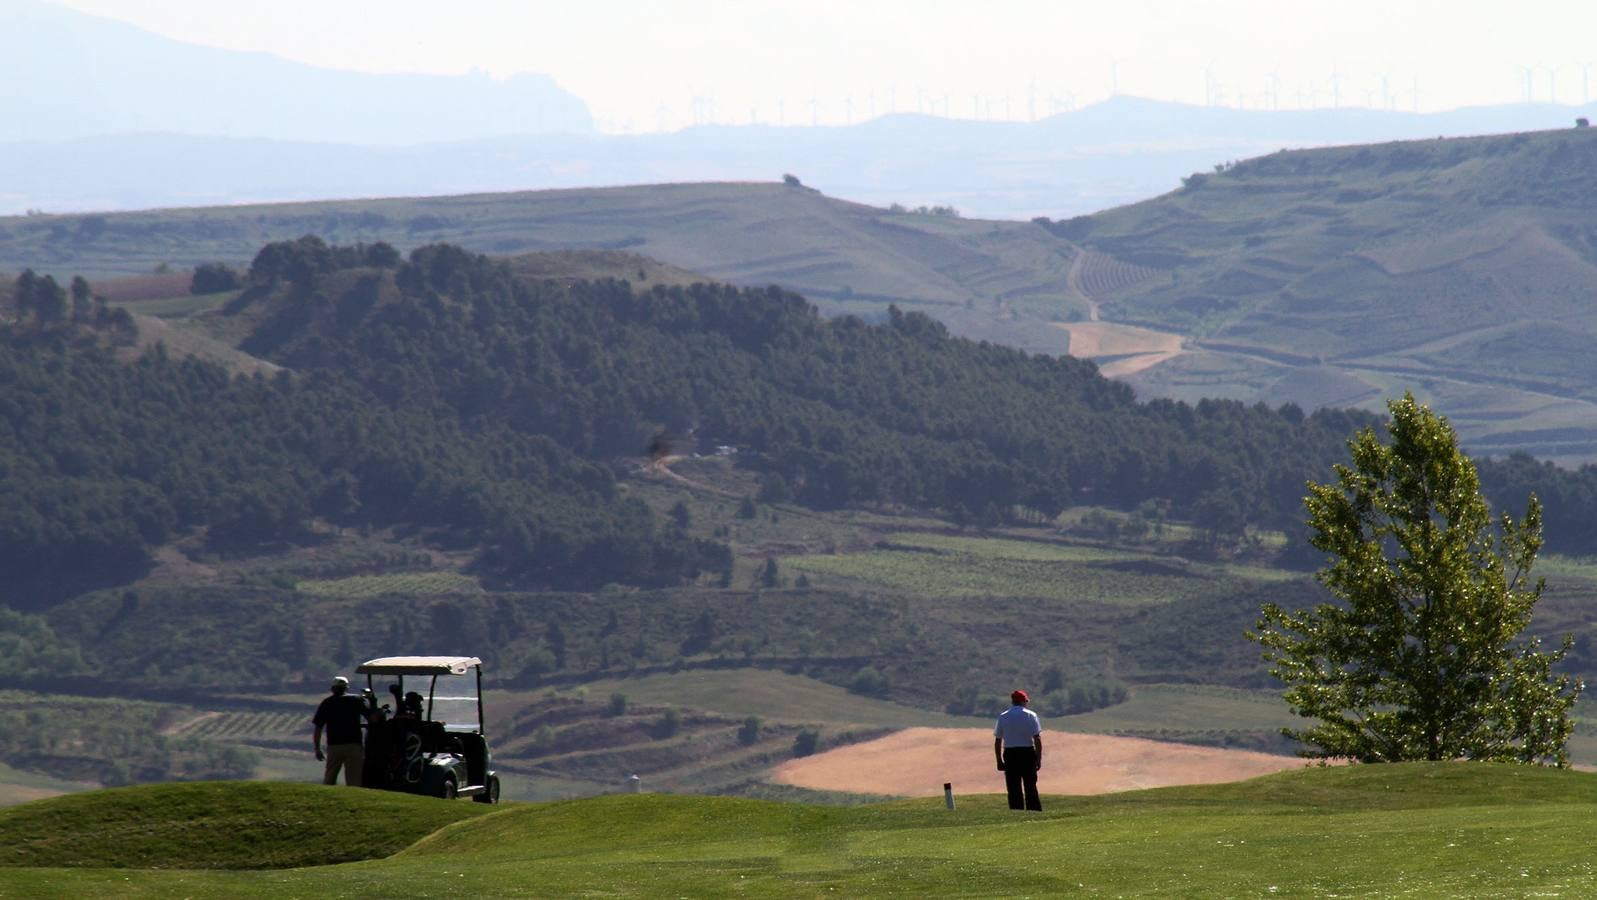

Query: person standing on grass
left=313, top=675, right=372, bottom=787
left=994, top=689, right=1043, bottom=811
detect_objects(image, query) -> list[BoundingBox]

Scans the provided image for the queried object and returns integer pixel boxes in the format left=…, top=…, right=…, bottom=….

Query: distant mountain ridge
left=4, top=97, right=1590, bottom=219
left=2, top=0, right=1589, bottom=219
left=0, top=0, right=592, bottom=145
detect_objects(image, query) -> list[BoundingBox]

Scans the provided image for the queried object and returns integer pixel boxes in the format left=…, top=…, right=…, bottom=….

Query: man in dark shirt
left=312, top=676, right=372, bottom=786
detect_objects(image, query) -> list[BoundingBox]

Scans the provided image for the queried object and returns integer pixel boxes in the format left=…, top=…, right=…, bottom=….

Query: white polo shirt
left=994, top=704, right=1042, bottom=748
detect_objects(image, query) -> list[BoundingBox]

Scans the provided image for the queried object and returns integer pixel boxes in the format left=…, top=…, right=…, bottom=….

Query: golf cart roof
left=356, top=656, right=482, bottom=676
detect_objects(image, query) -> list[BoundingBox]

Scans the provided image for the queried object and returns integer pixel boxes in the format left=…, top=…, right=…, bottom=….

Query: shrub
left=737, top=716, right=761, bottom=745
left=191, top=263, right=241, bottom=295
left=849, top=666, right=889, bottom=697
left=793, top=728, right=821, bottom=757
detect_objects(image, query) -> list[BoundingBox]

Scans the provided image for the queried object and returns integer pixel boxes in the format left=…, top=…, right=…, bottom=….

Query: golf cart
left=355, top=655, right=500, bottom=803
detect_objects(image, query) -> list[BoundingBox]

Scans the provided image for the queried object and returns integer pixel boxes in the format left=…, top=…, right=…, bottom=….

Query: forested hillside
left=11, top=236, right=1597, bottom=609
left=1, top=238, right=1389, bottom=605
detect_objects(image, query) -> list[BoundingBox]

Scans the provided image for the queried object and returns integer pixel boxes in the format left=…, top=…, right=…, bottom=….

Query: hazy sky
left=54, top=0, right=1597, bottom=133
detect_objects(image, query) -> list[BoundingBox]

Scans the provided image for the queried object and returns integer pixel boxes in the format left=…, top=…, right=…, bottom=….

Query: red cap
left=1011, top=689, right=1029, bottom=705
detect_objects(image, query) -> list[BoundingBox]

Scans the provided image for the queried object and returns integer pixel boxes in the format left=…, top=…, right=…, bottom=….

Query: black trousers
left=1002, top=746, right=1041, bottom=810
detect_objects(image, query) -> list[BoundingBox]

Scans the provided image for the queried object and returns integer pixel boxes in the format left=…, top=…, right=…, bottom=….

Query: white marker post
left=944, top=782, right=955, bottom=810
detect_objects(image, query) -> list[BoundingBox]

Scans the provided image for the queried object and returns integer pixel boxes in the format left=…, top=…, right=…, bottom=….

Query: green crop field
left=0, top=760, right=94, bottom=808
left=779, top=529, right=1252, bottom=609
left=885, top=531, right=1155, bottom=563
left=1053, top=683, right=1295, bottom=735
left=576, top=670, right=992, bottom=729
left=296, top=570, right=479, bottom=599
left=3, top=765, right=1595, bottom=896
left=174, top=711, right=306, bottom=741
left=107, top=291, right=236, bottom=318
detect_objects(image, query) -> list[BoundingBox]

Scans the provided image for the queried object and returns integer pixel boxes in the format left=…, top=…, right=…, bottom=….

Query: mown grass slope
left=3, top=764, right=1595, bottom=896
left=0, top=781, right=492, bottom=869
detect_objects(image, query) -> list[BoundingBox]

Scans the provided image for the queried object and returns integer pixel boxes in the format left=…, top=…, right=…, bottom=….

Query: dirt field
left=770, top=728, right=1308, bottom=797
left=1052, top=321, right=1185, bottom=377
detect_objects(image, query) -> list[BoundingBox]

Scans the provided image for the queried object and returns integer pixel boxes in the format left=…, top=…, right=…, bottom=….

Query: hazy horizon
left=43, top=0, right=1597, bottom=135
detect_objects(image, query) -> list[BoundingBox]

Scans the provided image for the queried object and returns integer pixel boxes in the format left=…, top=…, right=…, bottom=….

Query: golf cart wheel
left=474, top=774, right=501, bottom=804
left=440, top=776, right=457, bottom=800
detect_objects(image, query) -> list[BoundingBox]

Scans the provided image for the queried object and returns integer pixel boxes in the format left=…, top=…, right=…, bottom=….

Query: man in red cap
left=993, top=689, right=1043, bottom=810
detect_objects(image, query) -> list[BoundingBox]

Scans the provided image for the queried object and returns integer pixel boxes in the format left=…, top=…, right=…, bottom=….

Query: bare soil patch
left=1052, top=321, right=1185, bottom=378
left=771, top=727, right=1306, bottom=797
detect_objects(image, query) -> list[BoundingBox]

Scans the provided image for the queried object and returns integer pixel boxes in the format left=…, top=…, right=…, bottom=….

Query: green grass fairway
left=3, top=764, right=1595, bottom=896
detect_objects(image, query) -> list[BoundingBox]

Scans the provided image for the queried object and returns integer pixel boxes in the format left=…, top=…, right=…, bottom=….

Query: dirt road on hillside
left=771, top=727, right=1307, bottom=797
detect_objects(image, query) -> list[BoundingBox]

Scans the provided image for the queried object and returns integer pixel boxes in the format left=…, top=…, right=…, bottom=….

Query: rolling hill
left=10, top=125, right=1597, bottom=460
left=0, top=182, right=1083, bottom=355
left=1053, top=125, right=1597, bottom=462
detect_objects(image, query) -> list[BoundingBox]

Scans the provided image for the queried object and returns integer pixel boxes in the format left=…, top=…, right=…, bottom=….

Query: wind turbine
left=1513, top=64, right=1535, bottom=102
left=1265, top=67, right=1280, bottom=110
left=1329, top=64, right=1343, bottom=108
left=1028, top=77, right=1037, bottom=121
left=1110, top=58, right=1124, bottom=97
left=1202, top=60, right=1217, bottom=106
left=1379, top=70, right=1393, bottom=109
left=844, top=94, right=853, bottom=124
left=868, top=90, right=876, bottom=121
left=943, top=91, right=952, bottom=118
left=1410, top=75, right=1423, bottom=113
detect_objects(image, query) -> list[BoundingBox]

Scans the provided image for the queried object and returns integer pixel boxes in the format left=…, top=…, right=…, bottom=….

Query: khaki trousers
left=323, top=742, right=364, bottom=786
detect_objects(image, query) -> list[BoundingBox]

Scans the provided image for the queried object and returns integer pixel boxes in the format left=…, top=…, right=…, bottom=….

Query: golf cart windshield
left=356, top=656, right=484, bottom=733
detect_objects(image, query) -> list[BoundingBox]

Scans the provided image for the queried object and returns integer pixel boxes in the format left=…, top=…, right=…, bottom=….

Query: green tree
left=758, top=557, right=781, bottom=589
left=191, top=262, right=241, bottom=295
left=1251, top=394, right=1582, bottom=765
left=69, top=276, right=92, bottom=320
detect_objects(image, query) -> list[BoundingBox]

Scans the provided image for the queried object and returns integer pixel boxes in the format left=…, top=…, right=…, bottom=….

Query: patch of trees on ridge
left=4, top=236, right=1597, bottom=604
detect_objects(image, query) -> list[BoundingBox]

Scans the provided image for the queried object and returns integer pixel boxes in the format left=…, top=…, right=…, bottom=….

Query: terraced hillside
left=0, top=182, right=1083, bottom=354
left=1054, top=125, right=1597, bottom=462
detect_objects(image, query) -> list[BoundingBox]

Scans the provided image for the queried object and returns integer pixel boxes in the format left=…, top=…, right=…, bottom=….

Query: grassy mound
left=5, top=763, right=1597, bottom=895
left=0, top=781, right=494, bottom=869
